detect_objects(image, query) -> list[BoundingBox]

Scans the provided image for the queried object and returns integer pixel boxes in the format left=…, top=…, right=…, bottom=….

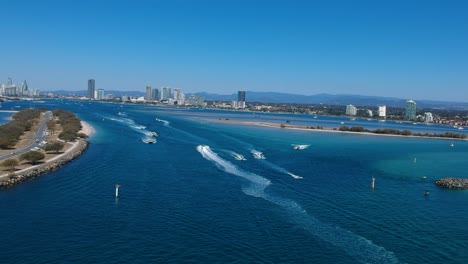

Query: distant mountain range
left=47, top=90, right=467, bottom=109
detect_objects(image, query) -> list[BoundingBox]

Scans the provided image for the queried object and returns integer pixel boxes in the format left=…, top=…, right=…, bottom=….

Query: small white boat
left=143, top=138, right=156, bottom=144
left=340, top=122, right=345, bottom=125
left=147, top=131, right=158, bottom=137
left=251, top=150, right=266, bottom=159
left=458, top=127, right=464, bottom=130
left=234, top=155, right=246, bottom=161
left=450, top=143, right=454, bottom=147
left=134, top=125, right=146, bottom=130
left=292, top=144, right=310, bottom=150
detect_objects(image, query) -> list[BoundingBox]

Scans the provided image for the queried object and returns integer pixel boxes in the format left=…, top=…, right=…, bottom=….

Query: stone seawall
left=435, top=178, right=468, bottom=190
left=0, top=140, right=89, bottom=189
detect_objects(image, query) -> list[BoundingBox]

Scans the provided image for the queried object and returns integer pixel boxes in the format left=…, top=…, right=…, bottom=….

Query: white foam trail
left=155, top=118, right=170, bottom=126
left=262, top=160, right=303, bottom=180
left=197, top=145, right=270, bottom=188
left=197, top=145, right=399, bottom=263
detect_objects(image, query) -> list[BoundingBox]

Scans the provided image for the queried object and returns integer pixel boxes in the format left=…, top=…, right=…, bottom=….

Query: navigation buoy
left=115, top=184, right=121, bottom=197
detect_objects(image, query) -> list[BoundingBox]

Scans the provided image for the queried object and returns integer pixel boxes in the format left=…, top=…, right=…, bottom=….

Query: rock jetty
left=0, top=140, right=89, bottom=189
left=435, top=178, right=468, bottom=190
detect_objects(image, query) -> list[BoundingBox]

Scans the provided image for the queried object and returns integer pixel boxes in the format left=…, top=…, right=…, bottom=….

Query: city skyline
left=1, top=1, right=468, bottom=101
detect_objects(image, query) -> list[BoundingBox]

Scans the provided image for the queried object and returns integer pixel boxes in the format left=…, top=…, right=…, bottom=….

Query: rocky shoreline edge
left=435, top=178, right=468, bottom=190
left=0, top=140, right=89, bottom=189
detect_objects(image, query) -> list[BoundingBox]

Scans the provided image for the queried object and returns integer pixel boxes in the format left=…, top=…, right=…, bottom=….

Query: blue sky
left=1, top=0, right=467, bottom=101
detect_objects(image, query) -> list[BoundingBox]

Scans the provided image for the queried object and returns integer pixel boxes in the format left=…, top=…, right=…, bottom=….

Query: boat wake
left=155, top=118, right=170, bottom=126
left=223, top=150, right=246, bottom=161
left=197, top=145, right=399, bottom=264
left=261, top=159, right=303, bottom=179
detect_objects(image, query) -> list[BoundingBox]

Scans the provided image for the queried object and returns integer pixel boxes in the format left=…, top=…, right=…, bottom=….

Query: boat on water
left=143, top=138, right=156, bottom=144
left=450, top=143, right=455, bottom=147
left=292, top=144, right=310, bottom=150
left=251, top=151, right=266, bottom=159
left=458, top=127, right=464, bottom=130
left=147, top=131, right=158, bottom=137
left=234, top=155, right=246, bottom=161
left=134, top=125, right=146, bottom=130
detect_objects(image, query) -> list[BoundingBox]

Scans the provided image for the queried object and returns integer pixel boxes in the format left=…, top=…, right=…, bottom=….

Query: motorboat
left=143, top=138, right=156, bottom=144
left=251, top=150, right=266, bottom=159
left=234, top=155, right=246, bottom=161
left=292, top=144, right=310, bottom=150
left=147, top=131, right=158, bottom=137
left=134, top=125, right=146, bottom=130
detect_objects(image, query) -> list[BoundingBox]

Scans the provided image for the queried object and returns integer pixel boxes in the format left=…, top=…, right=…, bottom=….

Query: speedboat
left=251, top=150, right=266, bottom=159
left=143, top=138, right=156, bottom=144
left=234, top=155, right=246, bottom=161
left=147, top=131, right=158, bottom=137
left=134, top=125, right=146, bottom=130
left=292, top=144, right=310, bottom=150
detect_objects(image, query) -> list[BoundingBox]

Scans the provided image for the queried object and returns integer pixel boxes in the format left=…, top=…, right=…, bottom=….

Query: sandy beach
left=79, top=121, right=95, bottom=137
left=218, top=119, right=468, bottom=141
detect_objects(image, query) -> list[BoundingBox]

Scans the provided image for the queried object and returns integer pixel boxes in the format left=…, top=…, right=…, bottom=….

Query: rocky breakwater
left=0, top=140, right=89, bottom=189
left=435, top=178, right=468, bottom=190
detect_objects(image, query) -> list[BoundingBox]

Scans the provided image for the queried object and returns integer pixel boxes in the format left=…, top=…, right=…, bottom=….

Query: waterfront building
left=145, top=85, right=152, bottom=101
left=367, top=109, right=373, bottom=117
left=151, top=88, right=159, bottom=101
left=162, top=87, right=171, bottom=100
left=88, top=79, right=95, bottom=99
left=405, top=100, right=417, bottom=120
left=346, top=104, right=357, bottom=116
left=232, top=100, right=246, bottom=109
left=96, top=89, right=105, bottom=100
left=188, top=95, right=205, bottom=106
left=424, top=112, right=433, bottom=123
left=238, top=90, right=246, bottom=101
left=378, top=105, right=386, bottom=117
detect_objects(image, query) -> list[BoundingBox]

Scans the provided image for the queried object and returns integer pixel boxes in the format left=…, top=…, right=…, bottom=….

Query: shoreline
left=0, top=121, right=95, bottom=189
left=217, top=119, right=468, bottom=141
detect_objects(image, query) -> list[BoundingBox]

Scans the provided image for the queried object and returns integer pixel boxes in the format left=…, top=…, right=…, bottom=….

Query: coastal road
left=0, top=111, right=52, bottom=162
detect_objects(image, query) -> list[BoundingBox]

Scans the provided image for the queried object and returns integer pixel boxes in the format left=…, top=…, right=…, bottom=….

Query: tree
left=19, top=151, right=45, bottom=165
left=44, top=141, right=65, bottom=153
left=58, top=130, right=77, bottom=142
left=2, top=159, right=18, bottom=171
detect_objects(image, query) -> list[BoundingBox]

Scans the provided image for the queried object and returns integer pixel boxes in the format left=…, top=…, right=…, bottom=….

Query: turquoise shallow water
left=0, top=100, right=467, bottom=263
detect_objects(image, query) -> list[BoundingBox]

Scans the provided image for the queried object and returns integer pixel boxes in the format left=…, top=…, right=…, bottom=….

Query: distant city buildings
left=0, top=78, right=38, bottom=97
left=424, top=112, right=433, bottom=122
left=162, top=87, right=171, bottom=101
left=405, top=100, right=417, bottom=120
left=151, top=88, right=159, bottom=101
left=88, top=79, right=95, bottom=99
left=145, top=85, right=152, bottom=101
left=346, top=104, right=357, bottom=116
left=188, top=95, right=205, bottom=106
left=232, top=90, right=246, bottom=109
left=367, top=109, right=373, bottom=117
left=378, top=105, right=386, bottom=118
left=96, top=89, right=105, bottom=100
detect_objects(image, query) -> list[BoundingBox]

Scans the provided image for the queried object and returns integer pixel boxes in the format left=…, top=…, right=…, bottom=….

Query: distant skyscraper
left=145, top=85, right=152, bottom=101
left=88, top=79, right=95, bottom=99
left=151, top=88, right=159, bottom=101
left=96, top=89, right=105, bottom=100
left=346, top=104, right=357, bottom=116
left=378, top=105, right=386, bottom=118
left=424, top=112, right=433, bottom=122
left=162, top=87, right=171, bottom=100
left=238, top=90, right=246, bottom=102
left=405, top=100, right=417, bottom=120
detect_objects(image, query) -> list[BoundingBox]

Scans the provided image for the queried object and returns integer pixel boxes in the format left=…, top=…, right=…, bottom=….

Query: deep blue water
left=1, top=100, right=467, bottom=263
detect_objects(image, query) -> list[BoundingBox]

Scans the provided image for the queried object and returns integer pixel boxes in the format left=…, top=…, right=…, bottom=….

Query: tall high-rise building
left=405, top=100, right=417, bottom=120
left=238, top=90, right=246, bottom=101
left=151, top=88, right=159, bottom=101
left=162, top=87, right=171, bottom=100
left=424, top=112, right=433, bottom=123
left=378, top=105, right=386, bottom=117
left=145, top=85, right=152, bottom=101
left=96, top=89, right=105, bottom=100
left=346, top=104, right=357, bottom=116
left=88, top=79, right=95, bottom=99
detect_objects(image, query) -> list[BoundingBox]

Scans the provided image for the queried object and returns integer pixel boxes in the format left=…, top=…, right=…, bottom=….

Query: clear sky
left=1, top=0, right=467, bottom=101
